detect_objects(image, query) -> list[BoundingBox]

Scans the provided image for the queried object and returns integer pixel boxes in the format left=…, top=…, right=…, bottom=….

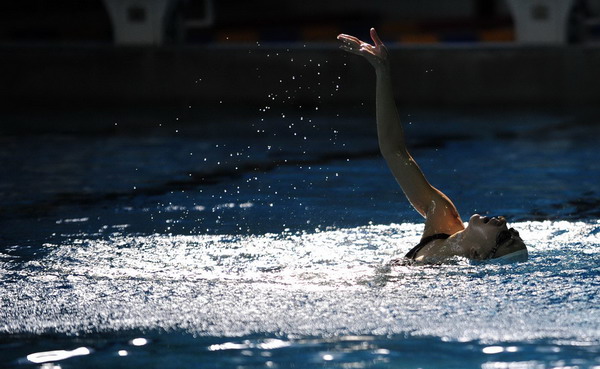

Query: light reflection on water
left=1, top=220, right=598, bottom=343
left=2, top=218, right=598, bottom=368
left=26, top=347, right=91, bottom=364
left=9, top=333, right=600, bottom=369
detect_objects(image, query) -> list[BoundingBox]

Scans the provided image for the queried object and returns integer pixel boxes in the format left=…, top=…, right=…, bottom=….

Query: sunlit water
left=1, top=108, right=599, bottom=368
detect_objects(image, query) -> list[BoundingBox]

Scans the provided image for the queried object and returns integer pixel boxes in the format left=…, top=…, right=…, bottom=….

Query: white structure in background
left=507, top=0, right=575, bottom=43
left=103, top=0, right=214, bottom=45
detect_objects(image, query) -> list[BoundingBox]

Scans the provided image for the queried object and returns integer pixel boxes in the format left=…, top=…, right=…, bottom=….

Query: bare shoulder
left=414, top=238, right=460, bottom=263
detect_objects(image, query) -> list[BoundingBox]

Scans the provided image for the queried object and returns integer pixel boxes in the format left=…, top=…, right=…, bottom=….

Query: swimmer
left=337, top=28, right=528, bottom=263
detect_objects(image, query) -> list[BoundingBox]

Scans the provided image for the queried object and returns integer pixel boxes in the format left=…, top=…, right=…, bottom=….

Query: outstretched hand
left=337, top=28, right=389, bottom=70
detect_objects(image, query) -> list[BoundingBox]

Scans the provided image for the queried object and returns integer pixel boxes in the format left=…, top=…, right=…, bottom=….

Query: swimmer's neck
left=447, top=229, right=487, bottom=260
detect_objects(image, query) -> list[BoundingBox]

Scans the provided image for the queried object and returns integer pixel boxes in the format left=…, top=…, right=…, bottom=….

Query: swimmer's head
left=461, top=214, right=528, bottom=260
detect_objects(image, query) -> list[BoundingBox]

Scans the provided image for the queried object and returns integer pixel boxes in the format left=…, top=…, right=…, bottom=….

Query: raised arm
left=338, top=28, right=464, bottom=237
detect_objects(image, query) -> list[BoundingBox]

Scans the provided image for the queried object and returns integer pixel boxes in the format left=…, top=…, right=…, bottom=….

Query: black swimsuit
left=405, top=233, right=450, bottom=260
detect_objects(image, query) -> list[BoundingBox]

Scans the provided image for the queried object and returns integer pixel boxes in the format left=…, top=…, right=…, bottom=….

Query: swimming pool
left=1, top=107, right=599, bottom=368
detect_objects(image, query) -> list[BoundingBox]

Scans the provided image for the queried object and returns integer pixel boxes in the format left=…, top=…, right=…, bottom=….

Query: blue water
left=1, top=107, right=599, bottom=368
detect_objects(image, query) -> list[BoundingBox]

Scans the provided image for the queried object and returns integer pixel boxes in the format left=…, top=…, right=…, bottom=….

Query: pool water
left=1, top=108, right=599, bottom=368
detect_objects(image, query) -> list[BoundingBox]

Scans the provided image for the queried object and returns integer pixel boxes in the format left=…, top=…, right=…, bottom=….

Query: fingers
left=360, top=46, right=377, bottom=57
left=337, top=34, right=363, bottom=54
left=370, top=28, right=383, bottom=47
left=339, top=44, right=362, bottom=56
left=340, top=44, right=377, bottom=60
left=337, top=34, right=362, bottom=44
left=337, top=34, right=363, bottom=55
left=338, top=30, right=384, bottom=49
left=338, top=30, right=381, bottom=60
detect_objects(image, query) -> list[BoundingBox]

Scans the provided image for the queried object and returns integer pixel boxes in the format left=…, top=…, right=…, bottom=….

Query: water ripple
left=0, top=220, right=598, bottom=346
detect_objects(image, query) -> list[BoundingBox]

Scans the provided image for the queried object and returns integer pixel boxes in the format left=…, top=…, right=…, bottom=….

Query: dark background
left=1, top=0, right=600, bottom=134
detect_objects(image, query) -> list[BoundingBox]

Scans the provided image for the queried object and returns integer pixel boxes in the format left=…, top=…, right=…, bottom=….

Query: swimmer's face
left=465, top=214, right=527, bottom=259
left=468, top=214, right=507, bottom=231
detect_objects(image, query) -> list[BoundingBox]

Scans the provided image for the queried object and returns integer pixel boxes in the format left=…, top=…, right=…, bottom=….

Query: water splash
left=1, top=220, right=598, bottom=343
